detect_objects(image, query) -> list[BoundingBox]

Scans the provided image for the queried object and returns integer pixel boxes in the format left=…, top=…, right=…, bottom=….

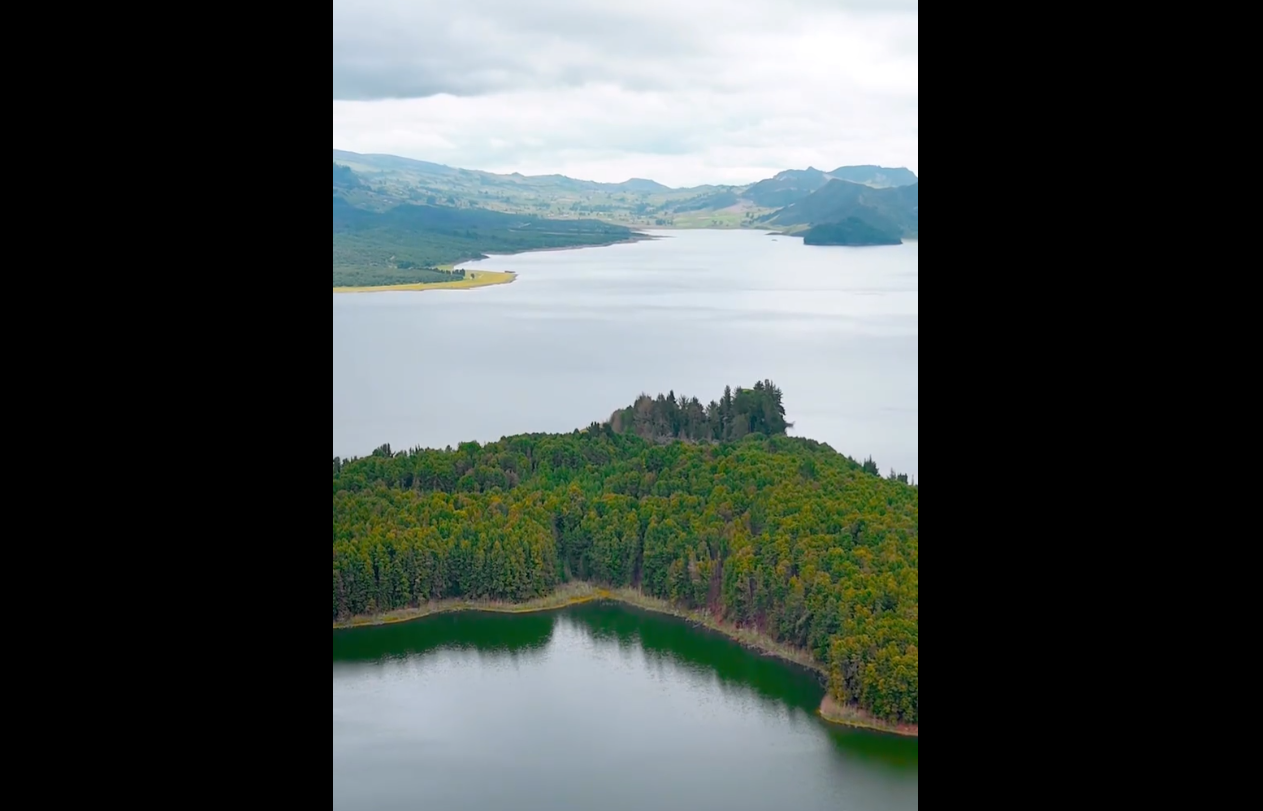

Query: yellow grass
left=333, top=269, right=516, bottom=293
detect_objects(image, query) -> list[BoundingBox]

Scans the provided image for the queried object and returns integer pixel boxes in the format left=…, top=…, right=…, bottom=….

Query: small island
left=802, top=217, right=903, bottom=246
left=333, top=381, right=918, bottom=736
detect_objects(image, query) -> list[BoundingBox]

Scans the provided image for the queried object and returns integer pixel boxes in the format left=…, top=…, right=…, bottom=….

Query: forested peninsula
left=332, top=382, right=918, bottom=734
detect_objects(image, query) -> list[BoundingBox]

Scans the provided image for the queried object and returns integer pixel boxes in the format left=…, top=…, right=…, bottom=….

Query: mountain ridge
left=333, top=149, right=915, bottom=195
left=332, top=150, right=918, bottom=234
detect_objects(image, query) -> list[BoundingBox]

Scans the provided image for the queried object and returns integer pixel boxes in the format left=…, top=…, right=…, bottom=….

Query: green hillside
left=333, top=173, right=642, bottom=286
left=802, top=217, right=903, bottom=246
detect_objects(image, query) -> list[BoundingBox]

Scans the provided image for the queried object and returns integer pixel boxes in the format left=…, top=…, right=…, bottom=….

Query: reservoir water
left=333, top=602, right=918, bottom=811
left=332, top=229, right=918, bottom=480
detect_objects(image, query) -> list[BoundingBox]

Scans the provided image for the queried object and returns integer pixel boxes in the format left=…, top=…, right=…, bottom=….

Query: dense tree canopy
left=608, top=380, right=791, bottom=442
left=332, top=384, right=918, bottom=724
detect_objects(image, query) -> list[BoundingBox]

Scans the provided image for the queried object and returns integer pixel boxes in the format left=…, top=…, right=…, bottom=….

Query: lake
left=333, top=602, right=918, bottom=811
left=332, top=229, right=918, bottom=480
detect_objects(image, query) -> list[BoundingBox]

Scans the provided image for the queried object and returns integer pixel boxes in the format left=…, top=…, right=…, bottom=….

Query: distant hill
left=334, top=150, right=675, bottom=192
left=742, top=168, right=832, bottom=208
left=333, top=162, right=361, bottom=188
left=334, top=150, right=461, bottom=178
left=330, top=149, right=917, bottom=231
left=738, top=165, right=916, bottom=208
left=766, top=180, right=918, bottom=239
left=332, top=191, right=642, bottom=287
left=827, top=165, right=918, bottom=188
left=617, top=178, right=671, bottom=193
left=802, top=217, right=903, bottom=246
left=672, top=189, right=741, bottom=212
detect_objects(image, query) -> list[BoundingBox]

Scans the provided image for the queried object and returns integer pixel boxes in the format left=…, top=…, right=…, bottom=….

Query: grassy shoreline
left=332, top=581, right=917, bottom=738
left=331, top=232, right=655, bottom=293
left=470, top=233, right=658, bottom=258
left=333, top=269, right=516, bottom=294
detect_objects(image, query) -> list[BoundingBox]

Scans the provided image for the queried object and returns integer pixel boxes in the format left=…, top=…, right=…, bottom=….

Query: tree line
left=332, top=383, right=918, bottom=725
left=608, top=380, right=790, bottom=442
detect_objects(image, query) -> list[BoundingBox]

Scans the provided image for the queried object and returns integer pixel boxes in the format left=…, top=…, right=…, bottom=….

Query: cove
left=333, top=601, right=918, bottom=811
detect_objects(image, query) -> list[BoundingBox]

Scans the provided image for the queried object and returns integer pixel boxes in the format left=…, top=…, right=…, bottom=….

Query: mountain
left=741, top=168, right=832, bottom=208
left=827, top=165, right=918, bottom=188
left=616, top=178, right=671, bottom=193
left=332, top=150, right=917, bottom=230
left=766, top=179, right=918, bottom=239
left=741, top=165, right=916, bottom=207
left=334, top=149, right=461, bottom=178
left=334, top=150, right=676, bottom=192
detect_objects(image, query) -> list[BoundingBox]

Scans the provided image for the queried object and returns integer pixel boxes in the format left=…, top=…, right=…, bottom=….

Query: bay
left=333, top=602, right=918, bottom=811
left=332, top=229, right=918, bottom=480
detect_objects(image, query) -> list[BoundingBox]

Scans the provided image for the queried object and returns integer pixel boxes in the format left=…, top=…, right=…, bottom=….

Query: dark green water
left=333, top=602, right=918, bottom=811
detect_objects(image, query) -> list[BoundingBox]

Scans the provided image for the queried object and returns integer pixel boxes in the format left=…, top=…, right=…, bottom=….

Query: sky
left=332, top=0, right=918, bottom=189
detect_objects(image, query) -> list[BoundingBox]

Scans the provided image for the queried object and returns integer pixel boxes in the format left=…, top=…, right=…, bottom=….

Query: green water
left=333, top=601, right=918, bottom=810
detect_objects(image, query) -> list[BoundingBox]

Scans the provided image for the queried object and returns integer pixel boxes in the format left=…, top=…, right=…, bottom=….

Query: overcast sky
left=332, top=1, right=917, bottom=189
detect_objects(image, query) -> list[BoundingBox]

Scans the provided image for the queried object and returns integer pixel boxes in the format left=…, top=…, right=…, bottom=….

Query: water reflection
left=558, top=602, right=917, bottom=773
left=332, top=601, right=917, bottom=773
left=562, top=602, right=824, bottom=712
left=332, top=610, right=556, bottom=666
left=823, top=725, right=920, bottom=770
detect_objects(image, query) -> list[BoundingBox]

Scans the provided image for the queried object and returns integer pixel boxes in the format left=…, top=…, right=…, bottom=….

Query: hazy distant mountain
left=334, top=150, right=673, bottom=192
left=742, top=168, right=832, bottom=208
left=766, top=180, right=918, bottom=239
left=617, top=178, right=671, bottom=193
left=334, top=149, right=461, bottom=177
left=826, top=165, right=918, bottom=188
left=331, top=150, right=918, bottom=231
left=737, top=165, right=916, bottom=208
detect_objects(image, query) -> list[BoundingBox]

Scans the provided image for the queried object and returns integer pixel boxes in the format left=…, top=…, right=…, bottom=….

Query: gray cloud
left=332, top=0, right=917, bottom=186
left=333, top=1, right=700, bottom=100
left=333, top=0, right=915, bottom=100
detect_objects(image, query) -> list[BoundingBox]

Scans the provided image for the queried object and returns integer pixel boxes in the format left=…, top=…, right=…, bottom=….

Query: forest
left=608, top=380, right=791, bottom=441
left=332, top=383, right=918, bottom=725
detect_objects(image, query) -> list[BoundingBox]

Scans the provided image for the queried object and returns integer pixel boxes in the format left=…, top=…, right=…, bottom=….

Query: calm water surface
left=332, top=230, right=918, bottom=479
left=333, top=603, right=918, bottom=811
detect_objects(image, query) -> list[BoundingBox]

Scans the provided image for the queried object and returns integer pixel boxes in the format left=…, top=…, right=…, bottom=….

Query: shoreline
left=332, top=581, right=917, bottom=738
left=331, top=582, right=603, bottom=624
left=333, top=270, right=516, bottom=294
left=459, top=232, right=658, bottom=261
left=819, top=694, right=919, bottom=738
left=331, top=232, right=653, bottom=294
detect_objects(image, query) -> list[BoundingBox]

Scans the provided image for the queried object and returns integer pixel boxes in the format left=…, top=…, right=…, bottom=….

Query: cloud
left=332, top=0, right=917, bottom=187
